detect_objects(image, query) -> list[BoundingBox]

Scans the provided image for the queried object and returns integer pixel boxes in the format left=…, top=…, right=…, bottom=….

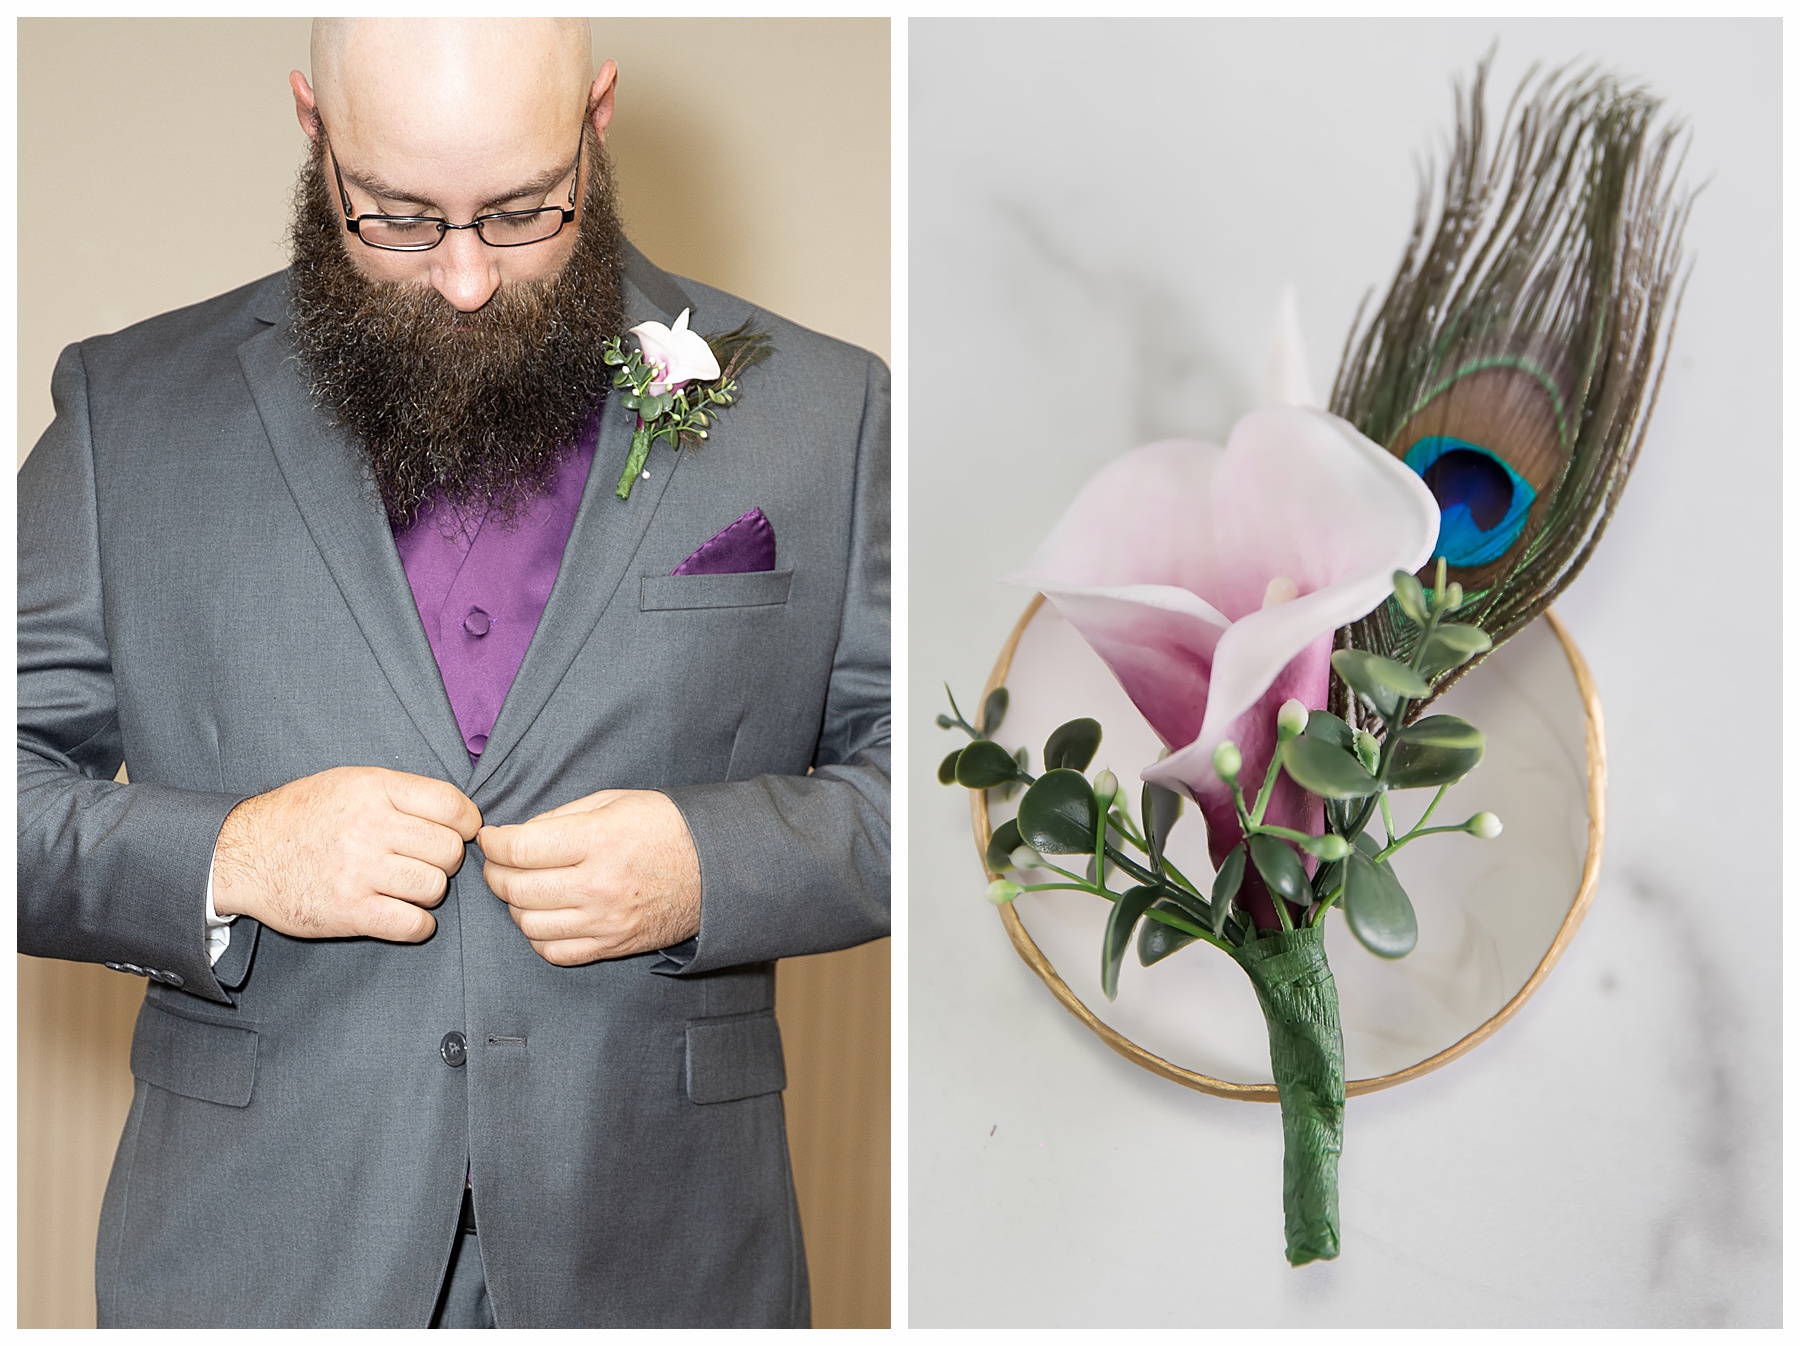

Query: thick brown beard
left=288, top=130, right=626, bottom=528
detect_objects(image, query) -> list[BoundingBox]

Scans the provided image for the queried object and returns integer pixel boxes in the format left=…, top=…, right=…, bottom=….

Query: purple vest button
left=463, top=608, right=491, bottom=637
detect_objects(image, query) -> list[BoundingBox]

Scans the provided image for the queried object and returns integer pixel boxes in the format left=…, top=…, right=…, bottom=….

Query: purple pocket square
left=672, top=508, right=777, bottom=576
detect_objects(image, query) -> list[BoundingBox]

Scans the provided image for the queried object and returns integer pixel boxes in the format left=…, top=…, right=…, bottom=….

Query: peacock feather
left=1330, top=55, right=1692, bottom=723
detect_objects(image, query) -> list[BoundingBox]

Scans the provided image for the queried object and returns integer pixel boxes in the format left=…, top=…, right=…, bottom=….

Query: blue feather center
left=1402, top=435, right=1536, bottom=568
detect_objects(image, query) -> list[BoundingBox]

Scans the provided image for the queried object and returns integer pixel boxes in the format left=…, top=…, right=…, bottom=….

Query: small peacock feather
left=1330, top=54, right=1692, bottom=723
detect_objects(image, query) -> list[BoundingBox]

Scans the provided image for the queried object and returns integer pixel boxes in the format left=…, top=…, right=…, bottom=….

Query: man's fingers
left=479, top=815, right=591, bottom=870
left=375, top=854, right=450, bottom=907
left=359, top=895, right=438, bottom=943
left=390, top=814, right=472, bottom=876
left=510, top=905, right=595, bottom=944
left=385, top=772, right=482, bottom=839
left=483, top=860, right=579, bottom=910
left=527, top=937, right=610, bottom=968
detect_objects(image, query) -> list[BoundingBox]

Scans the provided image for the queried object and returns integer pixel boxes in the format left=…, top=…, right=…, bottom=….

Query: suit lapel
left=468, top=248, right=694, bottom=794
left=236, top=293, right=474, bottom=786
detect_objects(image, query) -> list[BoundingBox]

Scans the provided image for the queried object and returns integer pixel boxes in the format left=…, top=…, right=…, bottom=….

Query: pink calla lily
left=1008, top=406, right=1439, bottom=928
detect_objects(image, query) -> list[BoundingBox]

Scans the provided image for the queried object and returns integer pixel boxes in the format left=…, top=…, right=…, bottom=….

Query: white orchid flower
left=629, top=307, right=721, bottom=396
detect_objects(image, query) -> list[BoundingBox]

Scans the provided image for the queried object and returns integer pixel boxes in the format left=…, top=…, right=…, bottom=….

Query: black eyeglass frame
left=322, top=120, right=583, bottom=252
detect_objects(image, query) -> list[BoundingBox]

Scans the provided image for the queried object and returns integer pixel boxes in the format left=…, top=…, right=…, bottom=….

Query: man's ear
left=290, top=70, right=321, bottom=141
left=587, top=60, right=617, bottom=142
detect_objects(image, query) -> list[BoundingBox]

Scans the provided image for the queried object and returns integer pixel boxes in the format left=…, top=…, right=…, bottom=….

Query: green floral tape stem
left=1231, top=924, right=1344, bottom=1266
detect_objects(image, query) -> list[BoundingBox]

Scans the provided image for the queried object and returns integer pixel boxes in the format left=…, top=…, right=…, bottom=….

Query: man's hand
left=478, top=789, right=702, bottom=967
left=212, top=766, right=481, bottom=942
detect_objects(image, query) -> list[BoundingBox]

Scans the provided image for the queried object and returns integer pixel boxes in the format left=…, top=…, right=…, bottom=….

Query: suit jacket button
left=440, top=1031, right=468, bottom=1067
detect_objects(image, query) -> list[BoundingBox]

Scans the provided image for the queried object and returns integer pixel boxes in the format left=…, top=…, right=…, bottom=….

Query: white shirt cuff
left=204, top=847, right=236, bottom=966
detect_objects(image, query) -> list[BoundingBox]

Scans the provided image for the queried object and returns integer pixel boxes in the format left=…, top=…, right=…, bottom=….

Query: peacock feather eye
left=1402, top=435, right=1536, bottom=568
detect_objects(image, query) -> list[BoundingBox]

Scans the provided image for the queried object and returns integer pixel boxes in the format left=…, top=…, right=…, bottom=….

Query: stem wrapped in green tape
left=615, top=421, right=654, bottom=500
left=1231, top=924, right=1344, bottom=1266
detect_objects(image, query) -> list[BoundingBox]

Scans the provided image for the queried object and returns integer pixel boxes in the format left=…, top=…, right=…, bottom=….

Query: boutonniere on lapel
left=602, top=309, right=773, bottom=501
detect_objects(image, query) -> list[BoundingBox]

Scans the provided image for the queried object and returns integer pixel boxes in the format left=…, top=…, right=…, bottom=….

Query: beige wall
left=17, top=17, right=889, bottom=1329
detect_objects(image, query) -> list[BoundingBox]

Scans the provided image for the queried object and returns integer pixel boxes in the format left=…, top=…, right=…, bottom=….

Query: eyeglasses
left=323, top=122, right=582, bottom=252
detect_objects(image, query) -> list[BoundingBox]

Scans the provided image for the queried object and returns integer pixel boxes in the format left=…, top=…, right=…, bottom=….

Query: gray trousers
left=431, top=1229, right=495, bottom=1329
left=430, top=1189, right=495, bottom=1329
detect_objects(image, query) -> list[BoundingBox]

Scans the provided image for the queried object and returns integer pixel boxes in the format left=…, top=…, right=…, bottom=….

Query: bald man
left=18, top=19, right=888, bottom=1328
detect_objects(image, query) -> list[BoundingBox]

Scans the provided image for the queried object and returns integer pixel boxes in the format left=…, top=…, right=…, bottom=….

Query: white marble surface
left=907, top=19, right=1781, bottom=1327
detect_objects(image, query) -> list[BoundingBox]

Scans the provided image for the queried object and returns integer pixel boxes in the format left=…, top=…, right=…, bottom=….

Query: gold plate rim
left=969, top=593, right=1608, bottom=1103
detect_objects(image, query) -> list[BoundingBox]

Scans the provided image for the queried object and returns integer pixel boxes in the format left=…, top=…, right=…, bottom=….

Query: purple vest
left=391, top=415, right=600, bottom=759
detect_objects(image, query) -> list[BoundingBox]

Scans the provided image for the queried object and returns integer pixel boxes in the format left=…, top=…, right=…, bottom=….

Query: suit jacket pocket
left=685, top=1009, right=787, bottom=1104
left=640, top=569, right=794, bottom=612
left=130, top=998, right=258, bottom=1108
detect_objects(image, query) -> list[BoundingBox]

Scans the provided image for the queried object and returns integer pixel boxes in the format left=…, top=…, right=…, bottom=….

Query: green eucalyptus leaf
left=954, top=739, right=1021, bottom=789
left=984, top=818, right=1024, bottom=874
left=1335, top=648, right=1430, bottom=701
left=1392, top=569, right=1430, bottom=624
left=980, top=687, right=1011, bottom=736
left=1343, top=850, right=1418, bottom=958
left=1012, top=745, right=1030, bottom=775
left=1143, top=781, right=1183, bottom=870
left=1212, top=844, right=1246, bottom=935
left=1043, top=717, right=1103, bottom=772
left=1419, top=622, right=1493, bottom=675
left=1385, top=727, right=1484, bottom=790
left=1016, top=769, right=1098, bottom=855
left=1397, top=715, right=1484, bottom=750
left=937, top=748, right=963, bottom=786
left=1301, top=709, right=1355, bottom=750
left=1249, top=834, right=1309, bottom=906
left=1281, top=736, right=1380, bottom=799
left=1138, top=906, right=1202, bottom=966
left=1102, top=885, right=1161, bottom=1000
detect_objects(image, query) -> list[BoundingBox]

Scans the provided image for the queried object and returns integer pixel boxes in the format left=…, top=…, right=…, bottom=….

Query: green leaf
left=1102, top=885, right=1160, bottom=1000
left=1212, top=844, right=1246, bottom=935
left=1301, top=709, right=1355, bottom=750
left=1332, top=649, right=1430, bottom=712
left=985, top=818, right=1024, bottom=873
left=937, top=748, right=963, bottom=785
left=1138, top=905, right=1203, bottom=966
left=1392, top=569, right=1429, bottom=624
left=954, top=739, right=1021, bottom=789
left=1016, top=769, right=1098, bottom=854
left=1397, top=715, right=1484, bottom=749
left=1249, top=834, right=1309, bottom=906
left=1281, top=736, right=1380, bottom=799
left=980, top=687, right=1010, bottom=736
left=943, top=683, right=967, bottom=726
left=1013, top=745, right=1030, bottom=775
left=1043, top=717, right=1102, bottom=772
left=1142, top=782, right=1183, bottom=871
left=1385, top=717, right=1485, bottom=789
left=934, top=713, right=954, bottom=731
left=1343, top=850, right=1418, bottom=958
left=1419, top=622, right=1493, bottom=675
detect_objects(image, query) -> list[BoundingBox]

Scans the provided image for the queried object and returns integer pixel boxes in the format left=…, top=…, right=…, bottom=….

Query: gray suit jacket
left=16, top=245, right=890, bottom=1327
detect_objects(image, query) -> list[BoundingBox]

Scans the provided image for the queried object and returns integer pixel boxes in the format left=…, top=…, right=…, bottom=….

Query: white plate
left=977, top=598, right=1603, bottom=1096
